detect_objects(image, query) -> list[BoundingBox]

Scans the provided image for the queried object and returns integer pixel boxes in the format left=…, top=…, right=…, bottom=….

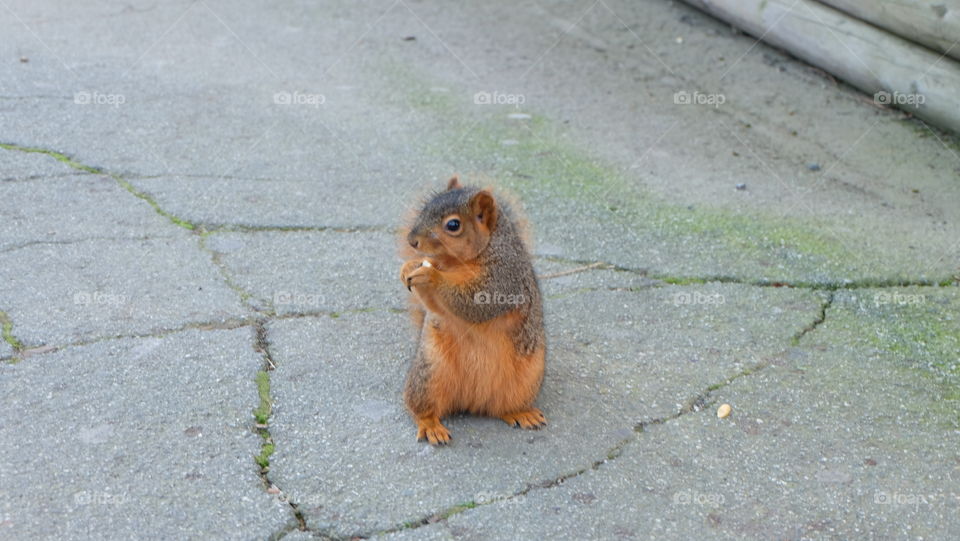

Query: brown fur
left=398, top=175, right=546, bottom=445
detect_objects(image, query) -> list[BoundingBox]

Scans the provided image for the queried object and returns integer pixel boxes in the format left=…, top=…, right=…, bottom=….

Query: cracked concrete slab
left=204, top=231, right=402, bottom=315
left=0, top=327, right=291, bottom=539
left=396, top=287, right=959, bottom=540
left=266, top=284, right=822, bottom=536
left=0, top=236, right=247, bottom=347
left=0, top=166, right=177, bottom=252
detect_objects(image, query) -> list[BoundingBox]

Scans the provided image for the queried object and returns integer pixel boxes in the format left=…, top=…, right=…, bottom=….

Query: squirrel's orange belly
left=426, top=318, right=544, bottom=417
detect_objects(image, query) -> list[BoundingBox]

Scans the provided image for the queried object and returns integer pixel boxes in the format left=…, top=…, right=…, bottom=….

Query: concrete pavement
left=1, top=0, right=958, bottom=539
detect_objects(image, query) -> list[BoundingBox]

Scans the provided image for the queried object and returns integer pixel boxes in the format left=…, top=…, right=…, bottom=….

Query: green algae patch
left=826, top=288, right=960, bottom=427
left=379, top=65, right=940, bottom=285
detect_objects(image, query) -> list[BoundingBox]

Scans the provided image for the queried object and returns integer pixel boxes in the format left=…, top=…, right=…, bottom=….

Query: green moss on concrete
left=252, top=369, right=276, bottom=470
left=0, top=143, right=102, bottom=174
left=113, top=175, right=196, bottom=230
left=825, top=288, right=960, bottom=426
left=378, top=65, right=953, bottom=285
left=857, top=289, right=960, bottom=381
left=255, top=441, right=275, bottom=470
left=0, top=311, right=23, bottom=352
left=254, top=370, right=272, bottom=424
left=390, top=501, right=479, bottom=534
left=439, top=501, right=477, bottom=519
left=902, top=119, right=960, bottom=155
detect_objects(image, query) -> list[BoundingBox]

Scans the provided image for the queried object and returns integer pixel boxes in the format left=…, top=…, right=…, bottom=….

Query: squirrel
left=398, top=175, right=546, bottom=445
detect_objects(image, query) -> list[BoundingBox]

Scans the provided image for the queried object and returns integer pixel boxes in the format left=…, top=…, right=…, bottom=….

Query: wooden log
left=682, top=0, right=960, bottom=134
left=817, top=0, right=960, bottom=62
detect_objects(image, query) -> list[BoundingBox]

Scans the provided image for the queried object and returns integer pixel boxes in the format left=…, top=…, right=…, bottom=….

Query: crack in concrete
left=2, top=144, right=394, bottom=236
left=340, top=288, right=836, bottom=539
left=0, top=143, right=196, bottom=230
left=197, top=234, right=257, bottom=307
left=0, top=145, right=318, bottom=536
left=0, top=236, right=165, bottom=254
left=1, top=317, right=258, bottom=363
left=538, top=261, right=609, bottom=279
left=348, top=371, right=764, bottom=540
left=252, top=320, right=309, bottom=537
left=0, top=310, right=412, bottom=364
left=1, top=145, right=398, bottom=237
left=790, top=291, right=834, bottom=346
left=3, top=142, right=953, bottom=537
left=200, top=224, right=396, bottom=234
left=0, top=94, right=74, bottom=101
left=1, top=143, right=954, bottom=288
left=126, top=173, right=329, bottom=182
left=538, top=255, right=958, bottom=289
left=272, top=307, right=407, bottom=321
left=2, top=172, right=91, bottom=182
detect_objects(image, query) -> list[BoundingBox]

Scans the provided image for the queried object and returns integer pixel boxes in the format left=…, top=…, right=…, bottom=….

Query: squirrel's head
left=406, top=175, right=498, bottom=265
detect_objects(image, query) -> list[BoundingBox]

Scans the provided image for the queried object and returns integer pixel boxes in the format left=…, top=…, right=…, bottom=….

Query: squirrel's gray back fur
left=415, top=186, right=545, bottom=355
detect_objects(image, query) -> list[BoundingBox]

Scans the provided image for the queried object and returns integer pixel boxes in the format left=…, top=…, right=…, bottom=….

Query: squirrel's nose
left=407, top=233, right=419, bottom=249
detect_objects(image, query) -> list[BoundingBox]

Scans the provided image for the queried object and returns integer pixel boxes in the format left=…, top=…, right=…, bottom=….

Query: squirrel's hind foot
left=499, top=408, right=546, bottom=430
left=415, top=416, right=452, bottom=446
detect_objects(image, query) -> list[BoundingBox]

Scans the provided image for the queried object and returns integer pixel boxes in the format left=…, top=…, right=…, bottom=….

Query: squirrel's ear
left=446, top=174, right=463, bottom=191
left=470, top=190, right=497, bottom=231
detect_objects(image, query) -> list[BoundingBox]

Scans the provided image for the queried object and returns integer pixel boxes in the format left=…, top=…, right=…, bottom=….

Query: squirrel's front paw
left=400, top=259, right=421, bottom=289
left=400, top=259, right=435, bottom=291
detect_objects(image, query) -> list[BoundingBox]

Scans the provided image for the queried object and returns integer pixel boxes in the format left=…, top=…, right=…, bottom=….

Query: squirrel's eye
left=445, top=219, right=461, bottom=232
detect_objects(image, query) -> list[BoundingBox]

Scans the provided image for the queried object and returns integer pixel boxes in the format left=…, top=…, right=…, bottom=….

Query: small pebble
left=717, top=403, right=732, bottom=419
left=402, top=36, right=416, bottom=41
left=807, top=163, right=821, bottom=171
left=735, top=183, right=747, bottom=191
left=20, top=56, right=29, bottom=63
